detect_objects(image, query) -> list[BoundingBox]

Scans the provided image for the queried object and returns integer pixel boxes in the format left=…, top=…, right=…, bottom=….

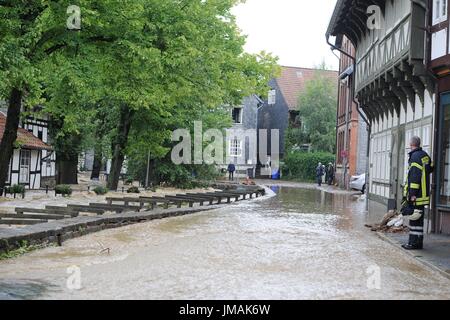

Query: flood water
left=0, top=186, right=449, bottom=300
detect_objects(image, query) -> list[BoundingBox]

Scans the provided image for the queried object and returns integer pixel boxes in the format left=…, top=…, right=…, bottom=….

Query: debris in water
left=365, top=210, right=409, bottom=233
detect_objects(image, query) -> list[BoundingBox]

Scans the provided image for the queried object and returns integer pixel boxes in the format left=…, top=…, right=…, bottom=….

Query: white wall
left=369, top=91, right=435, bottom=201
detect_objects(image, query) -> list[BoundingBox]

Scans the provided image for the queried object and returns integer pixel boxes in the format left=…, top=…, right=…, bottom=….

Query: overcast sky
left=232, top=0, right=339, bottom=71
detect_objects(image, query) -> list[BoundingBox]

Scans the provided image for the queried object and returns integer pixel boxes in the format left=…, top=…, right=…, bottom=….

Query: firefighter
left=401, top=136, right=433, bottom=250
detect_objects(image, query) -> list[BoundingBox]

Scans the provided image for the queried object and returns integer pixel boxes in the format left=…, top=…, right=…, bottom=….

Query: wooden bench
left=15, top=207, right=73, bottom=217
left=209, top=191, right=244, bottom=201
left=106, top=197, right=145, bottom=208
left=194, top=192, right=236, bottom=203
left=88, top=203, right=141, bottom=212
left=45, top=205, right=98, bottom=217
left=1, top=213, right=66, bottom=220
left=0, top=207, right=70, bottom=225
left=161, top=195, right=195, bottom=208
left=66, top=204, right=110, bottom=214
left=173, top=194, right=215, bottom=206
left=0, top=218, right=48, bottom=225
left=140, top=197, right=178, bottom=209
left=184, top=193, right=227, bottom=204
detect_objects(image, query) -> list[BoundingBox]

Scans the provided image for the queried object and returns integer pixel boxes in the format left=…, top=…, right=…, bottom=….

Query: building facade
left=257, top=66, right=338, bottom=177
left=336, top=36, right=368, bottom=189
left=429, top=0, right=450, bottom=234
left=0, top=112, right=53, bottom=189
left=22, top=112, right=56, bottom=187
left=327, top=0, right=445, bottom=232
left=224, top=95, right=263, bottom=178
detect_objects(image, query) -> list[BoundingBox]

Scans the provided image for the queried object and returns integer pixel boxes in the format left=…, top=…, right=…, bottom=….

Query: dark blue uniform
left=316, top=165, right=324, bottom=186
left=403, top=147, right=433, bottom=249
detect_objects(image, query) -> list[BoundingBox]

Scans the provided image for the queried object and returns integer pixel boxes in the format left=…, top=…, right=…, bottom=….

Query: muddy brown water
left=0, top=186, right=449, bottom=300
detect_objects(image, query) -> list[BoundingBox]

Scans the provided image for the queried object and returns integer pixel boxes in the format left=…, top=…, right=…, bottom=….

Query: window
left=5, top=158, right=11, bottom=184
left=229, top=139, right=242, bottom=157
left=433, top=0, right=448, bottom=25
left=232, top=107, right=242, bottom=124
left=19, top=150, right=31, bottom=184
left=268, top=89, right=276, bottom=105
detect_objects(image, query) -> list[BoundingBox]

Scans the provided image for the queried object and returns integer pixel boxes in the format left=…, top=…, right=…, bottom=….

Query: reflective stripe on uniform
left=404, top=155, right=431, bottom=205
left=410, top=231, right=424, bottom=236
left=410, top=226, right=424, bottom=231
left=410, top=163, right=423, bottom=171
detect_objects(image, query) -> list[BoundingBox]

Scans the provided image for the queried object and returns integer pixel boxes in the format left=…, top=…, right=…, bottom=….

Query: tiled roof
left=275, top=66, right=338, bottom=111
left=0, top=113, right=52, bottom=150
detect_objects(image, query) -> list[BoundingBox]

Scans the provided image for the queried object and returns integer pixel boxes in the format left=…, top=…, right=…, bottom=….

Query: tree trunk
left=107, top=105, right=133, bottom=190
left=56, top=157, right=78, bottom=185
left=90, top=146, right=102, bottom=180
left=50, top=117, right=80, bottom=185
left=0, top=88, right=22, bottom=195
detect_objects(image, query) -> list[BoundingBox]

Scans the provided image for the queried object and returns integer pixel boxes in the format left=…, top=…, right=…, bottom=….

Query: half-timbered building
left=0, top=112, right=54, bottom=189
left=429, top=0, right=450, bottom=234
left=327, top=1, right=440, bottom=230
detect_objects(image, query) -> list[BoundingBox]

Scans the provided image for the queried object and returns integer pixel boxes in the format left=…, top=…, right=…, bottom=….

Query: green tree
left=296, top=70, right=337, bottom=153
left=0, top=0, right=278, bottom=192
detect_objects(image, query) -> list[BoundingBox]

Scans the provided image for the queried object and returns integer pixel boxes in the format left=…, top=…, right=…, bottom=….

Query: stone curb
left=375, top=232, right=450, bottom=281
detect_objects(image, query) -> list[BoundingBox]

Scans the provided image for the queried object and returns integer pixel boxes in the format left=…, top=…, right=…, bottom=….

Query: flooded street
left=0, top=186, right=449, bottom=300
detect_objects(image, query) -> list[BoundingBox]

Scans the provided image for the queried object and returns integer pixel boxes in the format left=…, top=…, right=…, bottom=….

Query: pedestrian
left=327, top=163, right=335, bottom=185
left=322, top=164, right=326, bottom=184
left=400, top=136, right=433, bottom=250
left=316, top=162, right=324, bottom=186
left=227, top=163, right=236, bottom=181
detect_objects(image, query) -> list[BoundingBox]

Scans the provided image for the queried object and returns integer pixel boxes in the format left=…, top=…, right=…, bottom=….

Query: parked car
left=350, top=173, right=366, bottom=194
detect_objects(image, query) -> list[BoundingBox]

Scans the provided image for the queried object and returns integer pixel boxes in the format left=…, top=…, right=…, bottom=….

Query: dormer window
left=232, top=107, right=243, bottom=124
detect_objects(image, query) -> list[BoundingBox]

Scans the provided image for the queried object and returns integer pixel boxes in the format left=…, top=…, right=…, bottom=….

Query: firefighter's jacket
left=404, top=148, right=433, bottom=206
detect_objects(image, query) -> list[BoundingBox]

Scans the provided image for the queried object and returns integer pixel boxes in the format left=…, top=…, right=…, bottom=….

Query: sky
left=231, top=0, right=339, bottom=71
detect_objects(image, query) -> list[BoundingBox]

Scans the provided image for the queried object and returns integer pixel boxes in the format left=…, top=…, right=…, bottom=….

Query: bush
left=5, top=184, right=25, bottom=195
left=124, top=177, right=134, bottom=185
left=55, top=184, right=72, bottom=196
left=93, top=186, right=109, bottom=195
left=127, top=186, right=140, bottom=194
left=282, top=151, right=335, bottom=181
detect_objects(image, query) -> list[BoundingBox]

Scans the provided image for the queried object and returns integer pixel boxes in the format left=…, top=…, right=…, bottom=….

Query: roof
left=326, top=0, right=382, bottom=45
left=0, top=113, right=52, bottom=150
left=275, top=66, right=338, bottom=111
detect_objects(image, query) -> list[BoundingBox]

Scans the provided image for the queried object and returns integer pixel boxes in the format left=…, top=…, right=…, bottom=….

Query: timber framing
left=327, top=0, right=434, bottom=120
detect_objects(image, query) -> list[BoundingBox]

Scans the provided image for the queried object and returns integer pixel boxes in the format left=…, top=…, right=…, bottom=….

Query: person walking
left=227, top=163, right=236, bottom=181
left=327, top=163, right=335, bottom=185
left=316, top=163, right=324, bottom=187
left=401, top=136, right=433, bottom=250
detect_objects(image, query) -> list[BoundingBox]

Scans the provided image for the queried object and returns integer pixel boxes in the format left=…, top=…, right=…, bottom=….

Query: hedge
left=282, top=151, right=335, bottom=181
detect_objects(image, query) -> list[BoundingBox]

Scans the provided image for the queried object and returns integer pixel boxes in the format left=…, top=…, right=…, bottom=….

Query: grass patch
left=0, top=240, right=54, bottom=261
